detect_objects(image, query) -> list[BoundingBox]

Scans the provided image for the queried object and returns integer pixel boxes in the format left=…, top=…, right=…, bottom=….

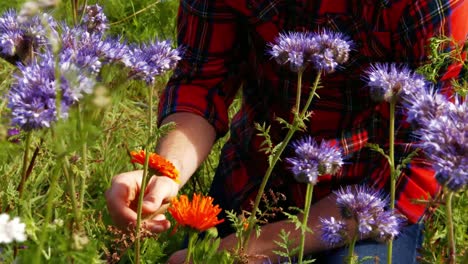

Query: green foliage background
left=0, top=1, right=466, bottom=263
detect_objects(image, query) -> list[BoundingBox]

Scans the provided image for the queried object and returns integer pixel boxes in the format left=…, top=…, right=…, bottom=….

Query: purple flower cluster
left=404, top=88, right=467, bottom=191
left=319, top=185, right=403, bottom=245
left=364, top=63, right=426, bottom=102
left=286, top=136, right=343, bottom=184
left=0, top=9, right=24, bottom=57
left=3, top=5, right=181, bottom=131
left=319, top=217, right=347, bottom=246
left=8, top=53, right=96, bottom=131
left=82, top=4, right=108, bottom=35
left=0, top=9, right=58, bottom=59
left=268, top=30, right=352, bottom=73
left=125, top=40, right=181, bottom=84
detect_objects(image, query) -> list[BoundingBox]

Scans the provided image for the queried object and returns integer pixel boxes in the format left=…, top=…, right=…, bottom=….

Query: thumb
left=142, top=177, right=171, bottom=214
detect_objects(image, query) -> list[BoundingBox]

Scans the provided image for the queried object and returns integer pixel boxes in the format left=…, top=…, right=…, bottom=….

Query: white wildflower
left=0, top=213, right=27, bottom=244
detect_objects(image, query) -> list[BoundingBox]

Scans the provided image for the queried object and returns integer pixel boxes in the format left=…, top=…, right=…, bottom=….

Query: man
left=106, top=0, right=467, bottom=263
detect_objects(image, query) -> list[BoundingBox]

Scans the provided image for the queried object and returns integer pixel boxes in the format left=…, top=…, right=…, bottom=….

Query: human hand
left=105, top=170, right=179, bottom=232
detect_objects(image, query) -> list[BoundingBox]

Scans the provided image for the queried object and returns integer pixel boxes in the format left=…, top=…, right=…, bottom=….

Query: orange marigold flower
left=130, top=150, right=180, bottom=183
left=168, top=193, right=225, bottom=232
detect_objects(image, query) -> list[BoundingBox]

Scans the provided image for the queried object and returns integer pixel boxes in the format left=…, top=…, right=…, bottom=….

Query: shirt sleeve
left=390, top=0, right=467, bottom=223
left=158, top=0, right=243, bottom=138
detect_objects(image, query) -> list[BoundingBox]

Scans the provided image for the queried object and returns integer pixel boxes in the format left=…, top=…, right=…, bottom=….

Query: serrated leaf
left=283, top=211, right=302, bottom=230
left=395, top=148, right=420, bottom=177
left=272, top=250, right=291, bottom=258
left=366, top=143, right=391, bottom=165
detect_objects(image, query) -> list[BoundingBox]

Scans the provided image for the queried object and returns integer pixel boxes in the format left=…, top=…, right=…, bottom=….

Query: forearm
left=221, top=192, right=358, bottom=262
left=156, top=112, right=216, bottom=188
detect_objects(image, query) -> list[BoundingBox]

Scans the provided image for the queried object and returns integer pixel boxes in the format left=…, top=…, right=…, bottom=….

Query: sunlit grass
left=0, top=1, right=466, bottom=263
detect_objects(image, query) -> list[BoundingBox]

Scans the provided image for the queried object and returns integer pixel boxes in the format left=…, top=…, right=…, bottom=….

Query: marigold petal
left=130, top=150, right=180, bottom=183
left=168, top=193, right=225, bottom=232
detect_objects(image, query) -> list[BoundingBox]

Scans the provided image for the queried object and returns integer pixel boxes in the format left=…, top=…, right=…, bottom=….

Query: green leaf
left=366, top=143, right=391, bottom=165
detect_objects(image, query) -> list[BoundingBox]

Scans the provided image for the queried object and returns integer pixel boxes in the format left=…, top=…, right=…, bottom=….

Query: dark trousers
left=312, top=223, right=425, bottom=264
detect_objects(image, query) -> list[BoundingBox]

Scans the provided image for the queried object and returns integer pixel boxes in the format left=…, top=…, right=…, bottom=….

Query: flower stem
left=300, top=70, right=322, bottom=118
left=347, top=236, right=358, bottom=264
left=135, top=86, right=156, bottom=264
left=295, top=70, right=303, bottom=114
left=17, top=132, right=32, bottom=200
left=298, top=183, right=314, bottom=264
left=61, top=152, right=82, bottom=230
left=77, top=105, right=89, bottom=216
left=445, top=190, right=456, bottom=264
left=34, top=164, right=61, bottom=264
left=243, top=71, right=321, bottom=249
left=243, top=122, right=297, bottom=248
left=389, top=99, right=396, bottom=208
left=387, top=98, right=396, bottom=264
left=185, top=231, right=197, bottom=264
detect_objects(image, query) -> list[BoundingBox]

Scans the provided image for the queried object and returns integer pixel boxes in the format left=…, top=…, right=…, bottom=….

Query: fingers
left=144, top=214, right=171, bottom=233
left=105, top=178, right=138, bottom=229
left=105, top=171, right=176, bottom=233
left=142, top=176, right=179, bottom=214
left=142, top=176, right=165, bottom=213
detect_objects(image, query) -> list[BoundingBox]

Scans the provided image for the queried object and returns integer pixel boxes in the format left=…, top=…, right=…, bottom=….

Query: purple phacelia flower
left=0, top=29, right=23, bottom=56
left=402, top=86, right=451, bottom=127
left=8, top=59, right=63, bottom=130
left=0, top=9, right=58, bottom=60
left=412, top=96, right=468, bottom=192
left=268, top=31, right=319, bottom=72
left=82, top=4, right=108, bottom=35
left=95, top=37, right=129, bottom=64
left=7, top=127, right=21, bottom=143
left=60, top=25, right=103, bottom=74
left=319, top=217, right=347, bottom=246
left=21, top=13, right=58, bottom=48
left=310, top=30, right=352, bottom=73
left=335, top=185, right=387, bottom=220
left=374, top=210, right=403, bottom=242
left=286, top=136, right=343, bottom=184
left=0, top=9, right=24, bottom=56
left=8, top=52, right=96, bottom=131
left=333, top=185, right=403, bottom=240
left=125, top=40, right=181, bottom=84
left=268, top=30, right=352, bottom=73
left=364, top=63, right=427, bottom=102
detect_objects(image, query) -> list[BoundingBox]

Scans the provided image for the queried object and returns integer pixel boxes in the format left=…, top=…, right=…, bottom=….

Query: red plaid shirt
left=159, top=0, right=467, bottom=235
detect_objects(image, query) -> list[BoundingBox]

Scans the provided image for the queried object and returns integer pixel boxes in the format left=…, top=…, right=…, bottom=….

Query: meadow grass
left=0, top=1, right=466, bottom=263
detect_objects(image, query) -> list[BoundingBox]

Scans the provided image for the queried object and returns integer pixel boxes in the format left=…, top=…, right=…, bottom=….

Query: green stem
left=185, top=231, right=197, bottom=264
left=71, top=0, right=78, bottom=25
left=34, top=165, right=61, bottom=264
left=62, top=154, right=81, bottom=230
left=300, top=70, right=322, bottom=118
left=79, top=139, right=88, bottom=211
left=77, top=105, right=89, bottom=215
left=387, top=98, right=396, bottom=264
left=445, top=190, right=456, bottom=264
left=243, top=71, right=322, bottom=249
left=135, top=86, right=155, bottom=264
left=298, top=183, right=314, bottom=264
left=347, top=236, right=358, bottom=264
left=17, top=132, right=32, bottom=200
left=295, top=70, right=303, bottom=115
left=389, top=99, right=396, bottom=210
left=243, top=123, right=297, bottom=248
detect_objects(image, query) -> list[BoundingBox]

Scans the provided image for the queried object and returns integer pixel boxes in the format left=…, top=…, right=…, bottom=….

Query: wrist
left=156, top=174, right=180, bottom=198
